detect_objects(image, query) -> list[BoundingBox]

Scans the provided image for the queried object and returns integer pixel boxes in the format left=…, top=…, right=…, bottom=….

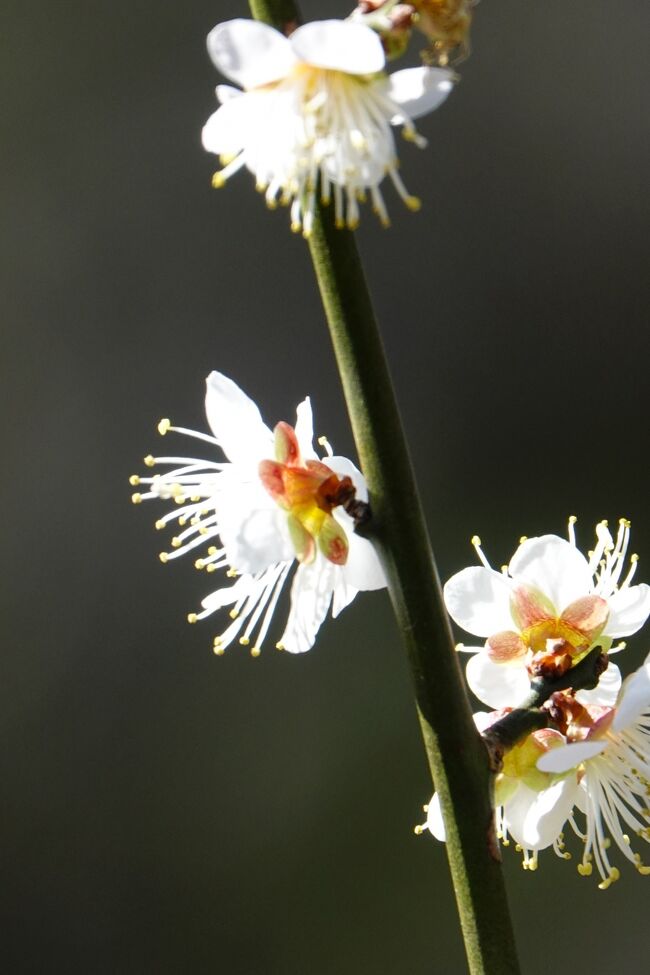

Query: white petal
left=536, top=740, right=607, bottom=774
left=465, top=653, right=530, bottom=709
left=280, top=556, right=336, bottom=654
left=443, top=567, right=513, bottom=638
left=387, top=67, right=454, bottom=121
left=508, top=535, right=592, bottom=613
left=425, top=793, right=446, bottom=841
left=217, top=477, right=294, bottom=574
left=207, top=19, right=296, bottom=89
left=290, top=20, right=385, bottom=75
left=204, top=371, right=273, bottom=466
left=202, top=96, right=258, bottom=156
left=504, top=778, right=579, bottom=850
left=294, top=397, right=317, bottom=460
left=612, top=655, right=650, bottom=731
left=201, top=574, right=254, bottom=612
left=216, top=84, right=242, bottom=103
left=603, top=583, right=650, bottom=638
left=473, top=711, right=493, bottom=733
left=331, top=575, right=358, bottom=618
left=341, top=528, right=386, bottom=592
left=575, top=662, right=621, bottom=708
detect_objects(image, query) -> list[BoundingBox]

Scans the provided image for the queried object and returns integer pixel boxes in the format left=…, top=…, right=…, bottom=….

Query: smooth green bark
left=247, top=2, right=521, bottom=971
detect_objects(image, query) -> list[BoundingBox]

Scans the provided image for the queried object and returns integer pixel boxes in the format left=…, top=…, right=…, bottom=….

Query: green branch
left=248, top=2, right=521, bottom=972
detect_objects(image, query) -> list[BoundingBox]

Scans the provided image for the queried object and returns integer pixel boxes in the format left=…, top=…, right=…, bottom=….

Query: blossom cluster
left=202, top=18, right=455, bottom=233
left=421, top=521, right=650, bottom=888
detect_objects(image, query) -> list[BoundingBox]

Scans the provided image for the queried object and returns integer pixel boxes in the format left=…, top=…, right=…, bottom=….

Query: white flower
left=538, top=652, right=650, bottom=888
left=418, top=713, right=580, bottom=871
left=202, top=18, right=455, bottom=233
left=130, top=371, right=385, bottom=655
left=444, top=518, right=650, bottom=709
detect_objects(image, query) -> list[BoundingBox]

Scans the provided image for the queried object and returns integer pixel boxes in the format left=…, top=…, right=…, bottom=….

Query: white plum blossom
left=202, top=18, right=455, bottom=233
left=419, top=713, right=581, bottom=872
left=130, top=371, right=385, bottom=656
left=538, top=652, right=650, bottom=888
left=444, top=518, right=650, bottom=709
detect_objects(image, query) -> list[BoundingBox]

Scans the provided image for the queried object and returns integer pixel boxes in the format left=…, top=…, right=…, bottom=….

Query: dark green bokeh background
left=2, top=1, right=649, bottom=971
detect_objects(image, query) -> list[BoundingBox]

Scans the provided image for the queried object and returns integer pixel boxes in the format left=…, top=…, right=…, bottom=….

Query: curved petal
left=603, top=583, right=650, bottom=638
left=331, top=575, right=358, bottom=618
left=425, top=793, right=446, bottom=842
left=575, top=663, right=622, bottom=708
left=465, top=653, right=530, bottom=709
left=294, top=397, right=317, bottom=460
left=207, top=19, right=296, bottom=89
left=443, top=566, right=513, bottom=638
left=280, top=556, right=336, bottom=653
left=509, top=535, right=592, bottom=613
left=217, top=477, right=294, bottom=574
left=290, top=20, right=385, bottom=75
left=504, top=778, right=579, bottom=850
left=216, top=84, right=242, bottom=103
left=204, top=371, right=273, bottom=466
left=612, top=656, right=650, bottom=731
left=333, top=506, right=386, bottom=592
left=388, top=66, right=454, bottom=121
left=536, top=740, right=607, bottom=774
left=202, top=96, right=259, bottom=156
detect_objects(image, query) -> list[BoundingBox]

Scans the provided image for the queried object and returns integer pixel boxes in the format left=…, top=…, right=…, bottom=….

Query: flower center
left=258, top=421, right=354, bottom=565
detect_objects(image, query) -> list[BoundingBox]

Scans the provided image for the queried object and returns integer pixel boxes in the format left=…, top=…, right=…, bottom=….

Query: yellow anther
left=190, top=516, right=200, bottom=526
left=239, top=636, right=250, bottom=646
left=519, top=535, right=528, bottom=544
left=159, top=552, right=169, bottom=563
left=413, top=825, right=424, bottom=835
left=455, top=643, right=465, bottom=651
left=219, top=152, right=236, bottom=166
left=178, top=517, right=187, bottom=527
left=195, top=559, right=205, bottom=570
left=569, top=515, right=577, bottom=524
left=227, top=568, right=237, bottom=578
left=334, top=217, right=345, bottom=229
left=212, top=172, right=226, bottom=189
left=598, top=867, right=620, bottom=890
left=206, top=564, right=217, bottom=573
left=405, top=195, right=421, bottom=212
left=422, top=804, right=429, bottom=813
left=290, top=221, right=301, bottom=234
left=174, top=495, right=186, bottom=505
left=187, top=613, right=198, bottom=624
left=577, top=861, right=592, bottom=877
left=302, top=228, right=313, bottom=240
left=275, top=641, right=285, bottom=651
left=155, top=519, right=165, bottom=530
left=214, top=646, right=225, bottom=656
left=501, top=837, right=510, bottom=847
left=208, top=546, right=217, bottom=556
left=500, top=564, right=508, bottom=573
left=266, top=198, right=278, bottom=210
left=171, top=537, right=181, bottom=549
left=190, top=495, right=201, bottom=503
left=635, top=855, right=650, bottom=875
left=250, top=647, right=261, bottom=658
left=144, top=454, right=155, bottom=467
left=129, top=475, right=140, bottom=486
left=229, top=609, right=238, bottom=620
left=199, top=527, right=209, bottom=536
left=471, top=535, right=481, bottom=547
left=527, top=860, right=538, bottom=872
left=158, top=418, right=171, bottom=436
left=631, top=553, right=639, bottom=563
left=131, top=493, right=142, bottom=504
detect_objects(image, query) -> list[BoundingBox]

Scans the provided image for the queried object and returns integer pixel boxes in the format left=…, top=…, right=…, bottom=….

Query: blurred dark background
left=2, top=1, right=649, bottom=971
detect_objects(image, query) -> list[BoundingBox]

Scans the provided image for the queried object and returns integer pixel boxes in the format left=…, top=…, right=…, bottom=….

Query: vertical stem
left=247, top=1, right=521, bottom=972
